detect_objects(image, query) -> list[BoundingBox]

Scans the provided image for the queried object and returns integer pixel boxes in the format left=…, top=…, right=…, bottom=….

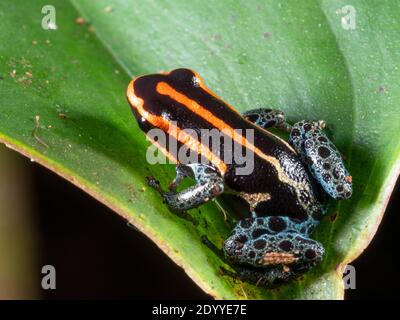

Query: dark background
left=9, top=150, right=400, bottom=299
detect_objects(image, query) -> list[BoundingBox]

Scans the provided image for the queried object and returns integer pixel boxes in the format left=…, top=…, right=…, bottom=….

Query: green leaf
left=1, top=0, right=399, bottom=299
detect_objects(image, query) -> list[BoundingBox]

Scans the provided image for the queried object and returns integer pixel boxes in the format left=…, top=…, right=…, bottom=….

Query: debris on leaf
left=32, top=115, right=49, bottom=148
left=75, top=17, right=85, bottom=25
left=104, top=6, right=113, bottom=13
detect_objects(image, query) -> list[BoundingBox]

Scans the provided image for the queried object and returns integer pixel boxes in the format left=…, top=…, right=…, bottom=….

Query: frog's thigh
left=163, top=163, right=224, bottom=212
left=223, top=217, right=323, bottom=278
left=242, top=108, right=291, bottom=132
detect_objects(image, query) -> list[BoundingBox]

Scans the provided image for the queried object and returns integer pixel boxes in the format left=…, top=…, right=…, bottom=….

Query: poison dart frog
left=126, top=68, right=352, bottom=287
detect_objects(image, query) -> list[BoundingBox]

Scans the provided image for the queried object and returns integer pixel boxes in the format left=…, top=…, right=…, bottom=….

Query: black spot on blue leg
left=323, top=162, right=331, bottom=170
left=318, top=146, right=331, bottom=158
left=254, top=239, right=267, bottom=250
left=240, top=218, right=253, bottom=229
left=291, top=128, right=301, bottom=137
left=252, top=228, right=269, bottom=238
left=279, top=240, right=293, bottom=252
left=305, top=249, right=316, bottom=260
left=268, top=216, right=287, bottom=232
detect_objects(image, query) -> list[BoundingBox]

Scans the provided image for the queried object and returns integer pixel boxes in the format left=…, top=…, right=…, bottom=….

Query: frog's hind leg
left=224, top=217, right=323, bottom=286
left=224, top=217, right=323, bottom=268
left=243, top=108, right=292, bottom=132
left=147, top=163, right=224, bottom=212
left=202, top=236, right=296, bottom=287
left=201, top=216, right=323, bottom=287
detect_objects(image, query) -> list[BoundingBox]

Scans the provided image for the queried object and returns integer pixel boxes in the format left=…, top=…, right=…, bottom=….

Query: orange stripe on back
left=156, top=82, right=274, bottom=164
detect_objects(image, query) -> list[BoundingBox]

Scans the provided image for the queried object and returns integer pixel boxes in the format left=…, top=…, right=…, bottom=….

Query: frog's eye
left=168, top=68, right=198, bottom=88
left=161, top=111, right=172, bottom=120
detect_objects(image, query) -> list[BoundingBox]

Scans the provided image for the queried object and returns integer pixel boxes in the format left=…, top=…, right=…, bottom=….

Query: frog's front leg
left=289, top=121, right=352, bottom=200
left=243, top=108, right=292, bottom=132
left=148, top=163, right=224, bottom=212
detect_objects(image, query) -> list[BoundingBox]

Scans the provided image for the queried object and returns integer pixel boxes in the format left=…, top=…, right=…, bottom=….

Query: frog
left=126, top=68, right=352, bottom=287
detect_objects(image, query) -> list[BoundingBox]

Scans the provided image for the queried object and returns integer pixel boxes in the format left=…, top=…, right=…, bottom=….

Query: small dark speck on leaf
left=378, top=85, right=387, bottom=93
left=263, top=32, right=271, bottom=38
left=330, top=212, right=338, bottom=222
left=225, top=44, right=232, bottom=49
left=212, top=34, right=222, bottom=41
left=0, top=75, right=4, bottom=80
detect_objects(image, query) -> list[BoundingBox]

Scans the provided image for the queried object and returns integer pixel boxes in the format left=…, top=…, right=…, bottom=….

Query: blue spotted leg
left=243, top=108, right=352, bottom=199
left=202, top=216, right=324, bottom=287
left=289, top=120, right=352, bottom=200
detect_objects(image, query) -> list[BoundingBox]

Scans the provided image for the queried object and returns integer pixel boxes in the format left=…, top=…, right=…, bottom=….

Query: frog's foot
left=222, top=217, right=324, bottom=286
left=218, top=262, right=297, bottom=288
left=147, top=163, right=224, bottom=212
left=242, top=108, right=292, bottom=132
left=289, top=120, right=352, bottom=200
left=228, top=265, right=298, bottom=288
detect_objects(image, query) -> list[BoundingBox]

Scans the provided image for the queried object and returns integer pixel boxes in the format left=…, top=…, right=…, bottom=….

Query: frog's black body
left=126, top=68, right=352, bottom=287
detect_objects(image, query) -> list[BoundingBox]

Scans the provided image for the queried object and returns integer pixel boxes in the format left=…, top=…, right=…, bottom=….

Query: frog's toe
left=334, top=175, right=353, bottom=200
